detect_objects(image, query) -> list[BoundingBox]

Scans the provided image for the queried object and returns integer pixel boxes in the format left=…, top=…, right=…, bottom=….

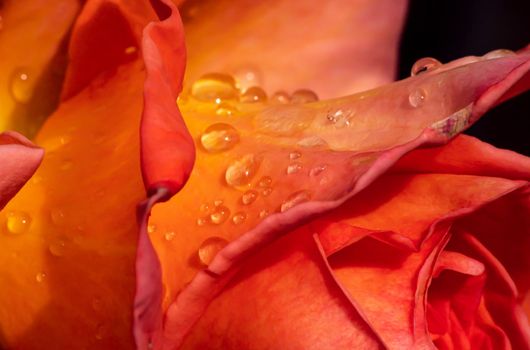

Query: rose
left=1, top=1, right=529, bottom=350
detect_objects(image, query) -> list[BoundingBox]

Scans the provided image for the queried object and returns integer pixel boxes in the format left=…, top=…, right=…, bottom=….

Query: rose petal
left=0, top=0, right=80, bottom=135
left=181, top=0, right=408, bottom=98
left=0, top=131, right=43, bottom=210
left=179, top=225, right=383, bottom=349
left=147, top=49, right=530, bottom=347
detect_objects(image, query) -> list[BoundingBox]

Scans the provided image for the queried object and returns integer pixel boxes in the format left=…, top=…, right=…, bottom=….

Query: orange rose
left=0, top=1, right=529, bottom=349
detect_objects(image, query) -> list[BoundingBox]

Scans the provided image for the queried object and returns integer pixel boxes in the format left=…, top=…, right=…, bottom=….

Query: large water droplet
left=191, top=73, right=238, bottom=102
left=200, top=123, right=240, bottom=153
left=271, top=91, right=291, bottom=104
left=241, top=190, right=258, bottom=205
left=483, top=49, right=515, bottom=60
left=291, top=89, right=319, bottom=103
left=280, top=190, right=312, bottom=212
left=210, top=205, right=230, bottom=224
left=5, top=211, right=31, bottom=235
left=411, top=57, right=442, bottom=76
left=198, top=236, right=229, bottom=266
left=225, top=154, right=261, bottom=187
left=9, top=68, right=33, bottom=104
left=232, top=212, right=247, bottom=225
left=49, top=239, right=66, bottom=257
left=409, top=88, right=426, bottom=108
left=240, top=86, right=267, bottom=103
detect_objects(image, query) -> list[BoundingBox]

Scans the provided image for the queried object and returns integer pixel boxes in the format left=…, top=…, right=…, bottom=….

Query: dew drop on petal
left=196, top=217, right=207, bottom=226
left=241, top=190, right=258, bottom=205
left=200, top=123, right=240, bottom=153
left=409, top=88, right=426, bottom=108
left=5, top=211, right=31, bottom=235
left=259, top=210, right=269, bottom=219
left=411, top=57, right=442, bottom=76
left=198, top=236, right=229, bottom=266
left=280, top=190, right=312, bottom=212
left=210, top=205, right=230, bottom=224
left=483, top=49, right=515, bottom=60
left=289, top=151, right=301, bottom=160
left=261, top=187, right=272, bottom=197
left=286, top=163, right=302, bottom=174
left=147, top=224, right=157, bottom=233
left=36, top=272, right=46, bottom=283
left=9, top=68, right=33, bottom=104
left=232, top=212, right=247, bottom=225
left=257, top=176, right=272, bottom=188
left=191, top=73, right=238, bottom=102
left=164, top=231, right=176, bottom=241
left=225, top=154, right=261, bottom=187
left=309, top=164, right=327, bottom=177
left=291, top=89, right=319, bottom=103
left=270, top=91, right=291, bottom=104
left=48, top=239, right=66, bottom=257
left=50, top=208, right=66, bottom=226
left=240, top=86, right=267, bottom=103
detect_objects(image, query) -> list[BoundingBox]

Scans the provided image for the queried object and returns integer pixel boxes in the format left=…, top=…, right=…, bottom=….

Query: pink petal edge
left=0, top=131, right=44, bottom=210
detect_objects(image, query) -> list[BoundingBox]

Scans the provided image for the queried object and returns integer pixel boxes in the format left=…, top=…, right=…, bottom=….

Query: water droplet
left=164, top=231, right=176, bottom=241
left=225, top=154, right=261, bottom=187
left=261, top=187, right=272, bottom=196
left=309, top=164, right=327, bottom=177
left=5, top=211, right=31, bottom=235
left=291, top=89, right=318, bottom=103
left=124, top=46, right=137, bottom=55
left=257, top=176, right=272, bottom=188
left=408, top=88, right=426, bottom=108
left=50, top=208, right=66, bottom=226
left=326, top=110, right=353, bottom=128
left=210, top=205, right=230, bottom=224
left=280, top=190, right=312, bottom=212
left=240, top=86, right=267, bottom=103
left=200, top=203, right=211, bottom=212
left=259, top=210, right=269, bottom=219
left=147, top=224, right=157, bottom=233
left=196, top=217, right=207, bottom=226
left=191, top=73, right=238, bottom=102
left=215, top=103, right=237, bottom=117
left=411, top=57, right=442, bottom=76
left=241, top=190, right=258, bottom=205
left=297, top=136, right=328, bottom=148
left=483, top=49, right=515, bottom=60
left=9, top=68, right=33, bottom=104
left=271, top=91, right=291, bottom=104
left=232, top=212, right=247, bottom=225
left=200, top=123, right=240, bottom=153
left=36, top=272, right=46, bottom=283
left=49, top=239, right=66, bottom=257
left=214, top=199, right=223, bottom=207
left=289, top=151, right=301, bottom=160
left=198, top=237, right=229, bottom=266
left=286, top=163, right=302, bottom=174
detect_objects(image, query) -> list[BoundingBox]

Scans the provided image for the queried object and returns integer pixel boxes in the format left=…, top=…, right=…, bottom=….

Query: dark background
left=398, top=0, right=530, bottom=155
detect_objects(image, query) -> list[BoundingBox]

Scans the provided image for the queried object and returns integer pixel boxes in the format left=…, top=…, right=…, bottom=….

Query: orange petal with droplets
left=0, top=0, right=80, bottom=135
